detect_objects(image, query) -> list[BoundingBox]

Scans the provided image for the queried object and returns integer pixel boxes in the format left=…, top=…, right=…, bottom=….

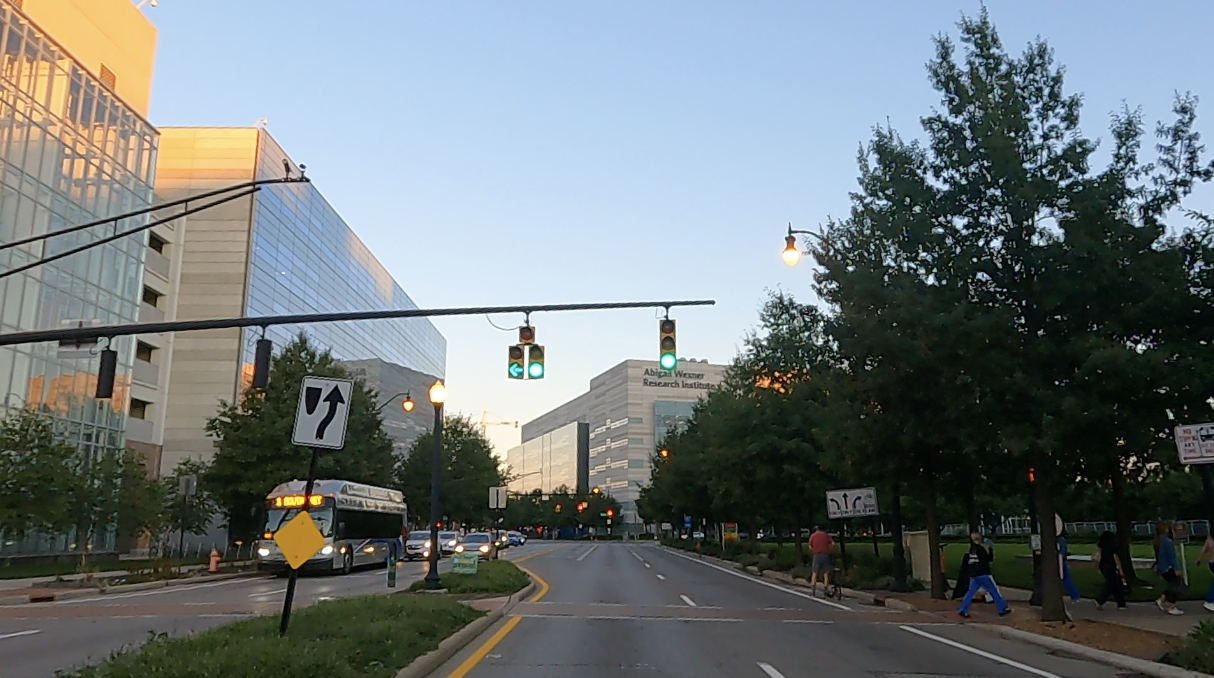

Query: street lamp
left=374, top=391, right=414, bottom=413
left=424, top=380, right=446, bottom=590
left=781, top=223, right=826, bottom=267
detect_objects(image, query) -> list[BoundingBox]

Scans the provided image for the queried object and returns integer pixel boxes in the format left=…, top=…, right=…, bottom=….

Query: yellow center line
left=443, top=548, right=559, bottom=677
left=511, top=544, right=566, bottom=563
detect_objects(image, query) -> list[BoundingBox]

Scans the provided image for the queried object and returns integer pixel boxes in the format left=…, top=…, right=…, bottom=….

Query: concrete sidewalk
left=0, top=561, right=253, bottom=591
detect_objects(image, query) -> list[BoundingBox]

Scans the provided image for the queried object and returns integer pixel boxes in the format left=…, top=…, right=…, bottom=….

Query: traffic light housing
left=508, top=345, right=525, bottom=379
left=519, top=326, right=535, bottom=345
left=659, top=319, right=676, bottom=370
left=528, top=345, right=545, bottom=379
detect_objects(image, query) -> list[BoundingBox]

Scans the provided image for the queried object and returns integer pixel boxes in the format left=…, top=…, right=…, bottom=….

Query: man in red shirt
left=808, top=526, right=835, bottom=597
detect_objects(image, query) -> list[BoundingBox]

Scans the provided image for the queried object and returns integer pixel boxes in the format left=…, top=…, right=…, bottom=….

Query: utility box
left=905, top=530, right=932, bottom=585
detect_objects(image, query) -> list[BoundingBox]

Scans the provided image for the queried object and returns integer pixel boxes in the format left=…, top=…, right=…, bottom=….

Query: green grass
left=67, top=593, right=482, bottom=678
left=408, top=559, right=531, bottom=595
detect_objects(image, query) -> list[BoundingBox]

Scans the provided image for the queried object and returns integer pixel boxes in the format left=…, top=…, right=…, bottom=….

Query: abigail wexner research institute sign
left=642, top=368, right=716, bottom=391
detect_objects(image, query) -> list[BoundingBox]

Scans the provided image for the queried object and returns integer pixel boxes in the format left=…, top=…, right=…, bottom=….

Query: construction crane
left=477, top=411, right=519, bottom=435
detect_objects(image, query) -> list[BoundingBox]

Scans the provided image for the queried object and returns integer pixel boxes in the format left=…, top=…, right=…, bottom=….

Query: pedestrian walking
left=1057, top=530, right=1081, bottom=603
left=808, top=525, right=835, bottom=597
left=957, top=531, right=1010, bottom=618
left=1155, top=521, right=1184, bottom=615
left=1093, top=531, right=1126, bottom=610
left=1196, top=533, right=1214, bottom=613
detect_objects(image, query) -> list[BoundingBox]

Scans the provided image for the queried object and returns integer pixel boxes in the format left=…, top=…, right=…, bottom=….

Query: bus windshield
left=265, top=508, right=334, bottom=537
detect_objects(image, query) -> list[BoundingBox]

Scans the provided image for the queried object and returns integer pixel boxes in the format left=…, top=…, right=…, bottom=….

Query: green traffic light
left=528, top=361, right=544, bottom=378
left=527, top=345, right=545, bottom=379
left=659, top=353, right=676, bottom=369
left=509, top=363, right=525, bottom=378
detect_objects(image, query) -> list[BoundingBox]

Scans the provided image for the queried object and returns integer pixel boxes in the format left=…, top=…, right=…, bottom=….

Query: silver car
left=404, top=530, right=432, bottom=561
left=439, top=531, right=460, bottom=556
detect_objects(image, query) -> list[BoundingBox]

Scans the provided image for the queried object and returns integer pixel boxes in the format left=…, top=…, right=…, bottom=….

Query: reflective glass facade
left=239, top=131, right=445, bottom=381
left=653, top=400, right=694, bottom=446
left=506, top=421, right=582, bottom=496
left=0, top=4, right=155, bottom=467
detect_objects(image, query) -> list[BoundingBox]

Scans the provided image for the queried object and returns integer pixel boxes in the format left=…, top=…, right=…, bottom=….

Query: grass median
left=408, top=559, right=531, bottom=595
left=67, top=593, right=482, bottom=678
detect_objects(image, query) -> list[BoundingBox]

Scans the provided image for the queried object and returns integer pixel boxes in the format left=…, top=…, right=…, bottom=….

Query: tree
left=155, top=459, right=219, bottom=556
left=0, top=407, right=76, bottom=541
left=395, top=415, right=506, bottom=529
left=205, top=334, right=397, bottom=541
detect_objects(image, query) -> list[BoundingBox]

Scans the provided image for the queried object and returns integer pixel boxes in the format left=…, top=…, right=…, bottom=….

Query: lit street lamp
left=374, top=391, right=415, bottom=413
left=781, top=222, right=826, bottom=267
left=424, top=380, right=446, bottom=590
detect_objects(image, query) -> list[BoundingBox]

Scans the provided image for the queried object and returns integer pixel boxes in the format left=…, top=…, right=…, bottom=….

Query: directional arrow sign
left=292, top=376, right=354, bottom=449
left=825, top=487, right=879, bottom=519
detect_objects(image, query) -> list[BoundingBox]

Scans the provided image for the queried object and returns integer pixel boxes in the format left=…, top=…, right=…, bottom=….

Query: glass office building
left=238, top=131, right=444, bottom=382
left=0, top=2, right=158, bottom=553
left=506, top=421, right=589, bottom=496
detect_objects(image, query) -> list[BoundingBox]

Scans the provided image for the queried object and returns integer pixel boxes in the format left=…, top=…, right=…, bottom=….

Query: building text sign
left=641, top=368, right=716, bottom=391
left=1176, top=423, right=1214, bottom=465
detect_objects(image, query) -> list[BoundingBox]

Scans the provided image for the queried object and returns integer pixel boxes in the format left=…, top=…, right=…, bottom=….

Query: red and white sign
left=1176, top=423, right=1214, bottom=465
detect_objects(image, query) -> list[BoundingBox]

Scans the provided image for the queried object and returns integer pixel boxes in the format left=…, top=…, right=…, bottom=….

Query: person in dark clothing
left=958, top=531, right=1010, bottom=618
left=1093, top=530, right=1126, bottom=610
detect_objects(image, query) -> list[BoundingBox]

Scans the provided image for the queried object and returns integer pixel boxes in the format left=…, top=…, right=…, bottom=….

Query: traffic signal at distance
left=519, top=325, right=535, bottom=345
left=607, top=509, right=614, bottom=518
left=659, top=319, right=676, bottom=370
left=659, top=448, right=669, bottom=459
left=528, top=345, right=545, bottom=379
left=508, top=345, right=525, bottom=379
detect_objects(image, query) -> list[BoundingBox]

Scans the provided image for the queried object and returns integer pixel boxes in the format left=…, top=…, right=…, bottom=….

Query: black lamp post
left=424, top=379, right=446, bottom=590
left=781, top=222, right=826, bottom=267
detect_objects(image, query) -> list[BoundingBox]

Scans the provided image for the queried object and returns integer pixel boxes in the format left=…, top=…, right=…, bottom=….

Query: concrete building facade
left=520, top=359, right=726, bottom=527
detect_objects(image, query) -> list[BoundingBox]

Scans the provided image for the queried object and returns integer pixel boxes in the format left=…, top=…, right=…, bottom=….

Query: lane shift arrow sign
left=292, top=376, right=353, bottom=450
left=316, top=386, right=345, bottom=440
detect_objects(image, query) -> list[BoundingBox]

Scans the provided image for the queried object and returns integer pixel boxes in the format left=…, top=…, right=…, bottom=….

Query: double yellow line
left=443, top=546, right=562, bottom=678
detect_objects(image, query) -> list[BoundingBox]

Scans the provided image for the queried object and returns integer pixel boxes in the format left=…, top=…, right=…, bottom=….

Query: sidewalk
left=0, top=561, right=253, bottom=592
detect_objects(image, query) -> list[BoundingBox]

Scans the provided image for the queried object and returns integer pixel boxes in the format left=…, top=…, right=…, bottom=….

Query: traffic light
left=528, top=345, right=545, bottom=379
left=591, top=486, right=601, bottom=495
left=576, top=502, right=585, bottom=513
left=518, top=326, right=535, bottom=345
left=659, top=318, right=676, bottom=370
left=606, top=509, right=614, bottom=518
left=659, top=448, right=669, bottom=459
left=508, top=345, right=525, bottom=379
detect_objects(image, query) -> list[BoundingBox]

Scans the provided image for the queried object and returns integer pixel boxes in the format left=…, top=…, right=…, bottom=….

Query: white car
left=404, top=530, right=432, bottom=560
left=439, top=531, right=460, bottom=556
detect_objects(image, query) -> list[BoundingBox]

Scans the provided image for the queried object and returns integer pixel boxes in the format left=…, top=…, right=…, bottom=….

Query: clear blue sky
left=142, top=1, right=1214, bottom=454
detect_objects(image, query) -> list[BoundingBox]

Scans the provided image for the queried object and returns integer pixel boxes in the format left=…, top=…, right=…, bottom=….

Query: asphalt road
left=0, top=547, right=525, bottom=678
left=434, top=543, right=1130, bottom=678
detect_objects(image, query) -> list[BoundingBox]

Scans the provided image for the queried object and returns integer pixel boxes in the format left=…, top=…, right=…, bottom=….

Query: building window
left=135, top=341, right=155, bottom=363
left=129, top=398, right=149, bottom=420
left=147, top=232, right=166, bottom=254
left=142, top=287, right=161, bottom=308
left=99, top=64, right=117, bottom=90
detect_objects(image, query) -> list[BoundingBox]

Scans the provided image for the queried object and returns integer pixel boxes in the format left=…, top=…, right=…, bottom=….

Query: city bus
left=255, top=479, right=407, bottom=575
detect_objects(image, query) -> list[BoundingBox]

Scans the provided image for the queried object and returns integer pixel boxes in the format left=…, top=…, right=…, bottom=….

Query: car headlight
left=454, top=544, right=464, bottom=553
left=321, top=545, right=334, bottom=555
left=257, top=547, right=270, bottom=557
left=446, top=540, right=456, bottom=547
left=424, top=540, right=431, bottom=548
left=479, top=544, right=490, bottom=553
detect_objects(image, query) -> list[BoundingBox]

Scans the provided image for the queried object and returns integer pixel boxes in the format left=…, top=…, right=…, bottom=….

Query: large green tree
left=0, top=407, right=77, bottom=540
left=395, top=415, right=506, bottom=529
left=205, top=334, right=397, bottom=541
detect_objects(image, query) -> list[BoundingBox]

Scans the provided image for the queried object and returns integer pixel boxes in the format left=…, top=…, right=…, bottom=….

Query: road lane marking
left=51, top=577, right=256, bottom=605
left=656, top=574, right=666, bottom=580
left=663, top=548, right=851, bottom=612
left=629, top=549, right=645, bottom=562
left=645, top=563, right=651, bottom=568
left=576, top=544, right=598, bottom=562
left=515, top=613, right=742, bottom=622
left=444, top=616, right=521, bottom=678
left=249, top=587, right=287, bottom=597
left=517, top=564, right=550, bottom=602
left=757, top=662, right=785, bottom=678
left=513, top=545, right=566, bottom=563
left=0, top=629, right=40, bottom=640
left=680, top=594, right=697, bottom=607
left=898, top=625, right=1062, bottom=678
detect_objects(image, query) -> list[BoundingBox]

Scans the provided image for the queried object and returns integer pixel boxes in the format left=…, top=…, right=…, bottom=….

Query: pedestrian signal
left=528, top=345, right=545, bottom=379
left=508, top=345, right=525, bottom=379
left=659, top=319, right=676, bottom=370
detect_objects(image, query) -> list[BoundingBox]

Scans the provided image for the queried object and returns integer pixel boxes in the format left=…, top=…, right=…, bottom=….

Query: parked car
left=455, top=532, right=498, bottom=560
left=404, top=530, right=432, bottom=561
left=692, top=531, right=705, bottom=539
left=438, top=531, right=460, bottom=556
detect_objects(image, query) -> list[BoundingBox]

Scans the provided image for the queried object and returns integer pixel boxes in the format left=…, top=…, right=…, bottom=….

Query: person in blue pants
left=958, top=531, right=1011, bottom=618
left=1058, top=531, right=1081, bottom=603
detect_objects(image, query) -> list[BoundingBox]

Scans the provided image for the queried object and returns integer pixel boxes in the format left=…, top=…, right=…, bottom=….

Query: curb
left=394, top=579, right=538, bottom=678
left=980, top=624, right=1213, bottom=678
left=0, top=570, right=262, bottom=605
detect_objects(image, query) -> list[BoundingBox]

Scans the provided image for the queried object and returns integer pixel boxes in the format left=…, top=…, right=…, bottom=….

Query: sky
left=139, top=1, right=1214, bottom=456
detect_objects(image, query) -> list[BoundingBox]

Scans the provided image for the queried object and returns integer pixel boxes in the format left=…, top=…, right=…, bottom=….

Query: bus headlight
left=321, top=545, right=334, bottom=556
left=257, top=547, right=270, bottom=557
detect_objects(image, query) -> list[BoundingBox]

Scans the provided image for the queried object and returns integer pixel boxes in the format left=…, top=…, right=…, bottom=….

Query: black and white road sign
left=826, top=487, right=879, bottom=519
left=1176, top=423, right=1214, bottom=465
left=489, top=487, right=507, bottom=510
left=292, top=376, right=354, bottom=449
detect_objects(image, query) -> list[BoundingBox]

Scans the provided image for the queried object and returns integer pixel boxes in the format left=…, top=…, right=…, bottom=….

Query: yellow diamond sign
left=273, top=511, right=325, bottom=570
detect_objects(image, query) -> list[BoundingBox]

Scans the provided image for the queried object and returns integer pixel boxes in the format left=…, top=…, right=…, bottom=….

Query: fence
left=940, top=519, right=1211, bottom=538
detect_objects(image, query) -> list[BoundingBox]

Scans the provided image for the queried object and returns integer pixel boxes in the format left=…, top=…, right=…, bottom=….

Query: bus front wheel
left=341, top=551, right=353, bottom=575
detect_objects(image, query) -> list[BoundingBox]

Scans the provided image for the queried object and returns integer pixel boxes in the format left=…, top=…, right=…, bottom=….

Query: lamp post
left=781, top=222, right=826, bottom=267
left=374, top=391, right=415, bottom=413
left=424, top=379, right=446, bottom=590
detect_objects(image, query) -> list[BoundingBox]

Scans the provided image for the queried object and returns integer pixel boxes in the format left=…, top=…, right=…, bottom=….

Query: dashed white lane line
left=577, top=545, right=598, bottom=562
left=663, top=548, right=851, bottom=612
left=0, top=629, right=40, bottom=641
left=757, top=662, right=785, bottom=678
left=645, top=563, right=651, bottom=568
left=899, top=625, right=1062, bottom=678
left=680, top=594, right=697, bottom=607
left=49, top=577, right=257, bottom=605
left=248, top=587, right=287, bottom=597
left=656, top=574, right=666, bottom=580
left=630, top=549, right=645, bottom=563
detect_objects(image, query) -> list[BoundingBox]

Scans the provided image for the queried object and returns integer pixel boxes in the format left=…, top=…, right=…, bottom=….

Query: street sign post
left=489, top=487, right=507, bottom=510
left=826, top=487, right=879, bottom=519
left=291, top=377, right=353, bottom=449
left=1176, top=423, right=1214, bottom=536
left=1176, top=521, right=1191, bottom=585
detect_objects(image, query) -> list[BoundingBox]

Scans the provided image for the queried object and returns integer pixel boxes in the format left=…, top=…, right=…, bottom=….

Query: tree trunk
left=748, top=519, right=759, bottom=555
left=890, top=480, right=910, bottom=592
left=792, top=514, right=805, bottom=567
left=1035, top=461, right=1067, bottom=622
left=924, top=469, right=946, bottom=600
left=965, top=484, right=980, bottom=535
left=1111, top=468, right=1144, bottom=586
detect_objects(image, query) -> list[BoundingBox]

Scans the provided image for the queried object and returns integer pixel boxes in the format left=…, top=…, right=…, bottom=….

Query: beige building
left=521, top=359, right=726, bottom=526
left=148, top=128, right=446, bottom=476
